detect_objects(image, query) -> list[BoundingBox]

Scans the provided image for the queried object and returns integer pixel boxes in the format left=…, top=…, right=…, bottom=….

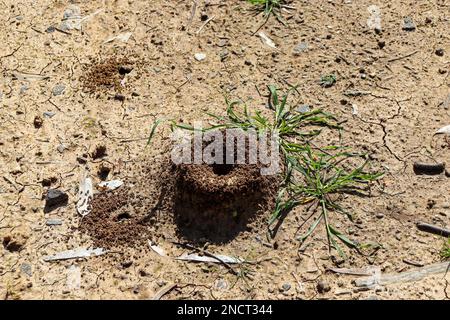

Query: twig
left=403, top=259, right=424, bottom=268
left=152, top=283, right=177, bottom=300
left=54, top=27, right=72, bottom=35
left=417, top=222, right=450, bottom=238
left=196, top=15, right=215, bottom=35
left=186, top=0, right=197, bottom=30
left=387, top=50, right=418, bottom=63
left=251, top=13, right=271, bottom=36
left=355, top=261, right=450, bottom=287
left=0, top=44, right=22, bottom=60
left=170, top=241, right=238, bottom=275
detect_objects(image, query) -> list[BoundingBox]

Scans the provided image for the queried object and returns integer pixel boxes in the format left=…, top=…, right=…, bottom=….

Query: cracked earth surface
left=0, top=0, right=449, bottom=299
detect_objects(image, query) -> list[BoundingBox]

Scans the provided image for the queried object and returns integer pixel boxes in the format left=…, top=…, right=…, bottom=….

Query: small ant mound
left=170, top=129, right=280, bottom=243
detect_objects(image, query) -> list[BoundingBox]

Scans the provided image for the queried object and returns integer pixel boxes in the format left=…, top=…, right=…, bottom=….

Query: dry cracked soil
left=0, top=0, right=449, bottom=300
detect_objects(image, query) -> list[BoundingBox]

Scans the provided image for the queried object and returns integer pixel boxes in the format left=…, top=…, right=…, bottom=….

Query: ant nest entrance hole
left=171, top=130, right=280, bottom=243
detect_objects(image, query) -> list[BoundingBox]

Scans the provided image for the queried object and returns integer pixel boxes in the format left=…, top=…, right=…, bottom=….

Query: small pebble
left=20, top=263, right=32, bottom=277
left=194, top=53, right=206, bottom=61
left=217, top=39, right=228, bottom=47
left=52, top=84, right=66, bottom=96
left=45, top=189, right=68, bottom=210
left=114, top=94, right=125, bottom=102
left=57, top=144, right=66, bottom=153
left=46, top=218, right=63, bottom=226
left=20, top=85, right=28, bottom=94
left=33, top=116, right=43, bottom=128
left=296, top=104, right=311, bottom=113
left=214, top=279, right=228, bottom=290
left=435, top=48, right=444, bottom=57
left=43, top=111, right=56, bottom=118
left=46, top=26, right=56, bottom=33
left=219, top=49, right=229, bottom=61
left=281, top=283, right=291, bottom=292
left=293, top=41, right=308, bottom=55
left=403, top=17, right=416, bottom=31
left=317, top=280, right=331, bottom=293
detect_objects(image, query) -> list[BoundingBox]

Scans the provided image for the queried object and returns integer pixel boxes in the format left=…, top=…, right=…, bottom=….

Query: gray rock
left=296, top=104, right=311, bottom=113
left=281, top=283, right=291, bottom=292
left=364, top=295, right=381, bottom=300
left=214, top=279, right=228, bottom=290
left=60, top=5, right=82, bottom=31
left=217, top=39, right=228, bottom=47
left=20, top=263, right=32, bottom=277
left=194, top=53, right=206, bottom=61
left=57, top=144, right=66, bottom=153
left=16, top=16, right=23, bottom=21
left=403, top=17, right=416, bottom=31
left=63, top=5, right=81, bottom=20
left=46, top=26, right=56, bottom=33
left=219, top=49, right=229, bottom=61
left=46, top=218, right=63, bottom=226
left=43, top=111, right=56, bottom=118
left=20, top=85, right=28, bottom=94
left=293, top=41, right=308, bottom=55
left=52, top=84, right=66, bottom=96
left=44, top=189, right=68, bottom=212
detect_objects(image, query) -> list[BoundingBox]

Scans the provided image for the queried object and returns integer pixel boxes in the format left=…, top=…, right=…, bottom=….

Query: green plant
left=169, top=85, right=339, bottom=150
left=245, top=0, right=293, bottom=34
left=441, top=238, right=450, bottom=260
left=320, top=74, right=337, bottom=88
left=247, top=0, right=284, bottom=17
left=271, top=146, right=383, bottom=257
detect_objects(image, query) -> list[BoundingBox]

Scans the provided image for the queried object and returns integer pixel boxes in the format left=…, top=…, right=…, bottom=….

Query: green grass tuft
left=441, top=238, right=450, bottom=260
left=320, top=74, right=337, bottom=88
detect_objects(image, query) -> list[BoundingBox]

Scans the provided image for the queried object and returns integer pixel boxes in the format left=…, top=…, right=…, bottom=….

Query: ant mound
left=170, top=130, right=280, bottom=243
left=80, top=130, right=281, bottom=248
left=80, top=55, right=135, bottom=93
left=79, top=159, right=162, bottom=249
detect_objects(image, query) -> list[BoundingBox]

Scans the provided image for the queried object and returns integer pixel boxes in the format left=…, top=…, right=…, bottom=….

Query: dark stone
left=114, top=93, right=125, bottom=101
left=33, top=116, right=43, bottom=128
left=435, top=48, right=444, bottom=57
left=317, top=280, right=331, bottom=293
left=44, top=189, right=68, bottom=212
left=91, top=145, right=107, bottom=159
left=118, top=65, right=133, bottom=75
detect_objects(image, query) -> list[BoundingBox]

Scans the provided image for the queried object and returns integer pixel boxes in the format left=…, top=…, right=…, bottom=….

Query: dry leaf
left=12, top=72, right=50, bottom=81
left=43, top=248, right=107, bottom=262
left=98, top=180, right=123, bottom=191
left=148, top=240, right=167, bottom=257
left=258, top=32, right=276, bottom=49
left=104, top=32, right=132, bottom=44
left=436, top=125, right=450, bottom=135
left=176, top=253, right=244, bottom=264
left=77, top=174, right=93, bottom=217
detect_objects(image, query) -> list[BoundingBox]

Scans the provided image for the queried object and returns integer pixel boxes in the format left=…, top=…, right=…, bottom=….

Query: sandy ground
left=0, top=0, right=449, bottom=300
